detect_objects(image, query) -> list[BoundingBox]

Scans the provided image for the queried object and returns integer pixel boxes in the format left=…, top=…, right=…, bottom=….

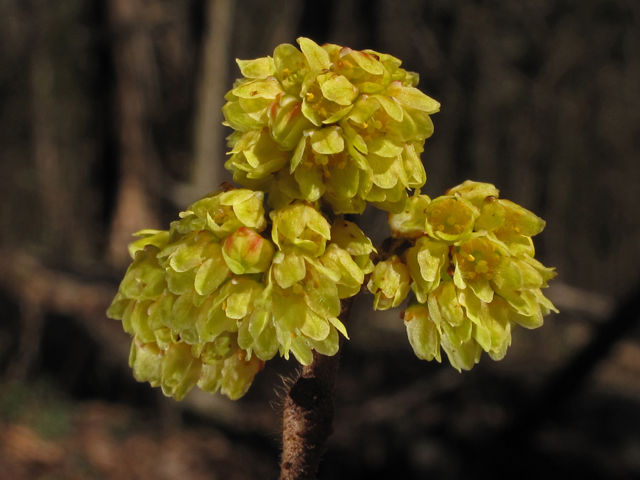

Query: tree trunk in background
left=106, top=0, right=161, bottom=268
left=29, top=0, right=93, bottom=265
left=186, top=0, right=234, bottom=202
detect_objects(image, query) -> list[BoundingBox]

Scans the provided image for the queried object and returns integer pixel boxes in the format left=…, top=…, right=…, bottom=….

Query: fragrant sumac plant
left=107, top=37, right=557, bottom=478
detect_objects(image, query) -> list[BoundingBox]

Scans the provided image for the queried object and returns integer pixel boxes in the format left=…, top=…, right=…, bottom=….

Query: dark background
left=1, top=0, right=639, bottom=478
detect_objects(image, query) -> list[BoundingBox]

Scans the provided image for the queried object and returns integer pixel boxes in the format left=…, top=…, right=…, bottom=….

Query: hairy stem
left=280, top=298, right=354, bottom=480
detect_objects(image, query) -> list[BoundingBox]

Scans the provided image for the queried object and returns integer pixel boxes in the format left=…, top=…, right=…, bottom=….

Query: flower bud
left=447, top=180, right=500, bottom=208
left=424, top=195, right=479, bottom=243
left=367, top=255, right=411, bottom=310
left=388, top=192, right=431, bottom=238
left=176, top=188, right=267, bottom=237
left=222, top=227, right=275, bottom=274
left=406, top=237, right=449, bottom=303
left=160, top=341, right=202, bottom=401
left=270, top=201, right=331, bottom=256
left=404, top=304, right=441, bottom=362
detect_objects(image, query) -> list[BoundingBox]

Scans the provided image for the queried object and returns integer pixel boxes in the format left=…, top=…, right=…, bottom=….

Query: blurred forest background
left=1, top=0, right=639, bottom=479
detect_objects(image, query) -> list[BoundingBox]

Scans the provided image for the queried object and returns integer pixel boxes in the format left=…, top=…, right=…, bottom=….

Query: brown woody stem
left=279, top=298, right=354, bottom=480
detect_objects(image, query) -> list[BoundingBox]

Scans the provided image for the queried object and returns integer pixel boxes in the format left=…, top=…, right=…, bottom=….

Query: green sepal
left=386, top=81, right=440, bottom=114
left=448, top=181, right=500, bottom=209
left=129, top=337, right=162, bottom=387
left=194, top=253, right=230, bottom=297
left=306, top=325, right=340, bottom=356
left=301, top=308, right=331, bottom=341
left=198, top=363, right=224, bottom=394
left=128, top=230, right=170, bottom=259
left=310, top=126, right=345, bottom=155
left=329, top=219, right=376, bottom=256
left=297, top=37, right=330, bottom=71
left=119, top=246, right=167, bottom=301
left=441, top=336, right=481, bottom=372
left=201, top=332, right=237, bottom=364
left=273, top=250, right=307, bottom=289
left=404, top=304, right=441, bottom=362
left=388, top=192, right=431, bottom=238
left=302, top=267, right=341, bottom=318
left=219, top=352, right=264, bottom=400
left=236, top=56, right=275, bottom=79
left=107, top=292, right=130, bottom=320
left=290, top=336, right=314, bottom=365
left=161, top=342, right=202, bottom=401
left=406, top=237, right=449, bottom=303
left=367, top=255, right=411, bottom=310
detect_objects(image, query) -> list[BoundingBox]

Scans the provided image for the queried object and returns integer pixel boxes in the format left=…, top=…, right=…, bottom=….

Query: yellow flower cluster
left=223, top=37, right=439, bottom=214
left=107, top=190, right=375, bottom=399
left=368, top=181, right=557, bottom=370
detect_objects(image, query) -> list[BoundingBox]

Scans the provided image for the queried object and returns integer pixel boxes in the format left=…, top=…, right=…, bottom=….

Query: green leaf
left=249, top=309, right=271, bottom=340
left=322, top=105, right=354, bottom=124
left=128, top=231, right=170, bottom=259
left=441, top=337, right=481, bottom=372
left=166, top=292, right=198, bottom=332
left=226, top=280, right=261, bottom=319
left=129, top=300, right=155, bottom=343
left=196, top=297, right=236, bottom=343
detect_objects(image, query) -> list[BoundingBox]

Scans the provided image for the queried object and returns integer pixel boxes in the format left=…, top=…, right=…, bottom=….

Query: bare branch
left=280, top=298, right=354, bottom=480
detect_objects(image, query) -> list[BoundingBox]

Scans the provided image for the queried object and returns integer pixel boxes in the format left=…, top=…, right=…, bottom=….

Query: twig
left=0, top=249, right=129, bottom=367
left=280, top=298, right=354, bottom=480
left=501, top=278, right=640, bottom=443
